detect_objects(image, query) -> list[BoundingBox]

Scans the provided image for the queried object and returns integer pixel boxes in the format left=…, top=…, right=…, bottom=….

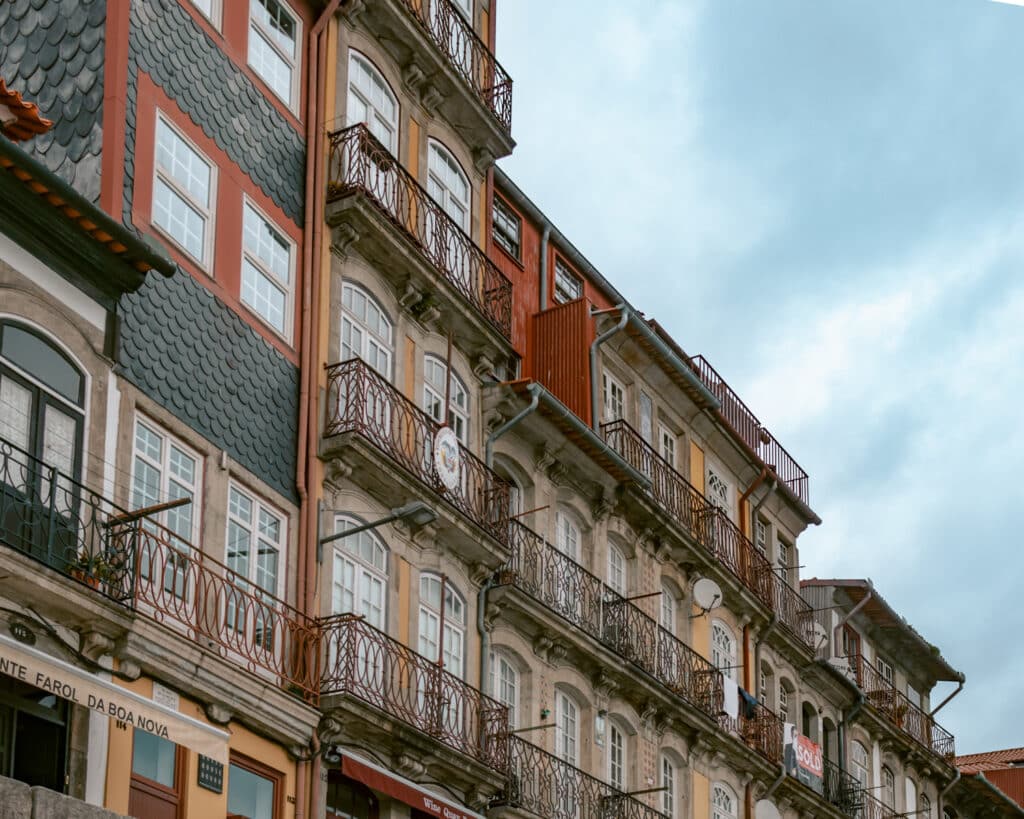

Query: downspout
left=761, top=765, right=787, bottom=800
left=838, top=692, right=866, bottom=773
left=538, top=225, right=551, bottom=310
left=589, top=305, right=628, bottom=429
left=929, top=673, right=965, bottom=718
left=753, top=614, right=778, bottom=699
left=938, top=769, right=960, bottom=817
left=485, top=383, right=540, bottom=469
left=739, top=467, right=769, bottom=537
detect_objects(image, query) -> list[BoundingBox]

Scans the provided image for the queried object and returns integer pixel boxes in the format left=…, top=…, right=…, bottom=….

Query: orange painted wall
left=489, top=187, right=539, bottom=360
left=530, top=299, right=595, bottom=424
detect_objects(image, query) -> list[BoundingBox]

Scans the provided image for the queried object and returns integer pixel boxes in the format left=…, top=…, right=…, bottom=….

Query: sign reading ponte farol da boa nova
left=0, top=632, right=229, bottom=763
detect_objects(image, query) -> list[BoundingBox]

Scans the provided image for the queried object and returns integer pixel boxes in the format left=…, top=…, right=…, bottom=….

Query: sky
left=496, top=0, right=1024, bottom=754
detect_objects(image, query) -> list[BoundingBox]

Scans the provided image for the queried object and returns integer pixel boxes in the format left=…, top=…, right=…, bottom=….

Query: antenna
left=690, top=578, right=723, bottom=619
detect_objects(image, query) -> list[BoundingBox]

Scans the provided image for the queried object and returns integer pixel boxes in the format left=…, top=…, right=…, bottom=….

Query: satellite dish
left=693, top=578, right=723, bottom=612
left=755, top=800, right=782, bottom=819
left=811, top=621, right=828, bottom=652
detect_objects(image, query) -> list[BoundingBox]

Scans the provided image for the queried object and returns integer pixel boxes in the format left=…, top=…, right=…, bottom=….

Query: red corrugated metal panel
left=530, top=299, right=594, bottom=424
left=986, top=770, right=1024, bottom=807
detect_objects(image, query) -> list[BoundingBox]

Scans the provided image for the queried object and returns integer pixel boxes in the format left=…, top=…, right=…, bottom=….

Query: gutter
left=485, top=383, right=540, bottom=469
left=929, top=673, right=965, bottom=718
left=589, top=305, right=629, bottom=428
left=477, top=573, right=498, bottom=698
left=968, top=773, right=1024, bottom=816
left=838, top=692, right=866, bottom=773
left=938, top=769, right=960, bottom=818
left=833, top=581, right=873, bottom=655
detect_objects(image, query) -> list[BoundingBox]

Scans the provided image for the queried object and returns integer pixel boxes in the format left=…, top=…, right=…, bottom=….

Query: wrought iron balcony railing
left=0, top=435, right=321, bottom=700
left=822, top=758, right=865, bottom=816
left=324, top=357, right=511, bottom=545
left=686, top=355, right=810, bottom=505
left=399, top=0, right=513, bottom=132
left=501, top=735, right=665, bottom=819
left=846, top=654, right=955, bottom=760
left=320, top=614, right=509, bottom=771
left=500, top=521, right=723, bottom=720
left=719, top=699, right=785, bottom=766
left=327, top=124, right=513, bottom=339
left=601, top=420, right=815, bottom=648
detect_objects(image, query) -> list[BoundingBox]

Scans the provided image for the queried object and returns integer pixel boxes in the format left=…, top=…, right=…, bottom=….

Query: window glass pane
left=132, top=729, right=175, bottom=788
left=1, top=326, right=82, bottom=404
left=228, top=762, right=275, bottom=819
left=252, top=0, right=296, bottom=56
left=155, top=121, right=210, bottom=205
left=242, top=260, right=287, bottom=332
left=0, top=377, right=32, bottom=451
left=153, top=177, right=205, bottom=260
left=244, top=205, right=291, bottom=282
left=250, top=25, right=293, bottom=102
left=42, top=405, right=76, bottom=475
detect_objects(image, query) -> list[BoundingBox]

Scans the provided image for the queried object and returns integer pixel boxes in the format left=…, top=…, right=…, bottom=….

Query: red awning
left=340, top=753, right=486, bottom=819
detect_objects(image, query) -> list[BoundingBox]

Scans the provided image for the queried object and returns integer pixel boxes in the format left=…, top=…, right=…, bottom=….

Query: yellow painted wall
left=104, top=671, right=151, bottom=815
left=691, top=601, right=711, bottom=661
left=689, top=442, right=705, bottom=492
left=692, top=770, right=710, bottom=819
left=404, top=336, right=416, bottom=401
left=398, top=556, right=411, bottom=645
left=408, top=117, right=420, bottom=178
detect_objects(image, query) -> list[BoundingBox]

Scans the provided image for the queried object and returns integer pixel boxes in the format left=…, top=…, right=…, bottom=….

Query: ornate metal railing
left=398, top=0, right=513, bottom=132
left=846, top=655, right=955, bottom=760
left=500, top=521, right=723, bottom=719
left=327, top=124, right=513, bottom=338
left=1, top=437, right=135, bottom=603
left=845, top=787, right=899, bottom=819
left=686, top=355, right=810, bottom=504
left=320, top=614, right=509, bottom=771
left=324, top=358, right=511, bottom=545
left=501, top=735, right=664, bottom=819
left=719, top=699, right=784, bottom=765
left=601, top=420, right=815, bottom=649
left=822, top=758, right=863, bottom=816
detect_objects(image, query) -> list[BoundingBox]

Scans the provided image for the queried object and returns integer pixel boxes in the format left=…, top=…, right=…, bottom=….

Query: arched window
left=331, top=516, right=387, bottom=629
left=347, top=51, right=398, bottom=151
left=920, top=793, right=932, bottom=819
left=422, top=354, right=469, bottom=444
left=759, top=662, right=774, bottom=708
left=489, top=649, right=519, bottom=729
left=881, top=766, right=895, bottom=809
left=906, top=779, right=918, bottom=815
left=426, top=141, right=471, bottom=286
left=660, top=754, right=677, bottom=818
left=555, top=689, right=579, bottom=766
left=712, top=783, right=737, bottom=819
left=850, top=741, right=869, bottom=788
left=554, top=507, right=580, bottom=560
left=607, top=542, right=627, bottom=595
left=341, top=283, right=393, bottom=378
left=608, top=721, right=626, bottom=791
left=778, top=679, right=794, bottom=723
left=418, top=573, right=465, bottom=676
left=801, top=700, right=818, bottom=742
left=660, top=582, right=677, bottom=636
left=711, top=621, right=737, bottom=680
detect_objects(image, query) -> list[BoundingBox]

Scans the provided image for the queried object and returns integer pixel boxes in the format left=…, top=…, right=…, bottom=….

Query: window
left=426, top=141, right=471, bottom=286
left=660, top=582, right=676, bottom=635
left=130, top=729, right=181, bottom=818
left=712, top=783, right=736, bottom=819
left=554, top=508, right=580, bottom=560
left=249, top=0, right=300, bottom=108
left=492, top=196, right=521, bottom=260
left=755, top=518, right=768, bottom=555
left=423, top=355, right=470, bottom=444
left=489, top=650, right=519, bottom=729
left=331, top=517, right=387, bottom=629
left=759, top=666, right=771, bottom=707
left=776, top=537, right=791, bottom=583
left=877, top=657, right=895, bottom=687
left=711, top=621, right=736, bottom=680
left=341, top=283, right=393, bottom=377
left=553, top=258, right=582, bottom=304
left=131, top=419, right=200, bottom=547
left=906, top=684, right=922, bottom=707
left=188, top=0, right=220, bottom=27
left=555, top=690, right=579, bottom=766
left=418, top=574, right=465, bottom=676
left=347, top=52, right=398, bottom=151
left=850, top=741, right=869, bottom=788
left=661, top=755, right=676, bottom=818
left=602, top=372, right=625, bottom=422
left=153, top=115, right=214, bottom=265
left=638, top=392, right=653, bottom=442
left=920, top=794, right=932, bottom=818
left=242, top=201, right=294, bottom=337
left=906, top=779, right=918, bottom=816
left=609, top=722, right=625, bottom=791
left=778, top=681, right=790, bottom=722
left=451, top=0, right=471, bottom=17
left=225, top=485, right=285, bottom=645
left=659, top=425, right=676, bottom=468
left=228, top=755, right=280, bottom=819
left=0, top=676, right=69, bottom=793
left=607, top=543, right=627, bottom=596
left=881, top=766, right=895, bottom=809
left=706, top=464, right=730, bottom=515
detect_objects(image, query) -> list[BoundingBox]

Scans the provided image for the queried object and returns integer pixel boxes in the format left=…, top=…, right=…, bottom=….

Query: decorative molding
left=204, top=702, right=233, bottom=725
left=330, top=221, right=361, bottom=259
left=79, top=631, right=114, bottom=662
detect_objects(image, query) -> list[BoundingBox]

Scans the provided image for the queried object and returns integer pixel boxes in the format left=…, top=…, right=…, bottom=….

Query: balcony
left=324, top=357, right=511, bottom=552
left=327, top=124, right=513, bottom=348
left=719, top=700, right=784, bottom=766
left=601, top=420, right=815, bottom=649
left=686, top=355, right=810, bottom=506
left=320, top=614, right=509, bottom=771
left=499, top=521, right=723, bottom=720
left=499, top=735, right=664, bottom=819
left=847, top=654, right=955, bottom=760
left=0, top=436, right=320, bottom=701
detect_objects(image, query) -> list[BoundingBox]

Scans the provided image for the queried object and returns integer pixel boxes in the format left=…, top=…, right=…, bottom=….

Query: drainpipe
left=762, top=765, right=787, bottom=800
left=753, top=614, right=777, bottom=694
left=485, top=383, right=540, bottom=469
left=929, top=673, right=965, bottom=718
left=938, top=769, right=960, bottom=817
left=477, top=573, right=498, bottom=695
left=833, top=581, right=874, bottom=656
left=538, top=225, right=551, bottom=310
left=838, top=692, right=866, bottom=772
left=589, top=305, right=628, bottom=429
left=739, top=467, right=769, bottom=538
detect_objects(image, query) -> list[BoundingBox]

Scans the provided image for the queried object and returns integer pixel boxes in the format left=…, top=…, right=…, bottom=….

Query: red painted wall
left=985, top=770, right=1024, bottom=808
left=531, top=299, right=595, bottom=424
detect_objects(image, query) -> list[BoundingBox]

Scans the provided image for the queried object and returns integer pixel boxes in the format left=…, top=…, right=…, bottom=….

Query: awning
left=0, top=633, right=229, bottom=763
left=340, top=751, right=486, bottom=819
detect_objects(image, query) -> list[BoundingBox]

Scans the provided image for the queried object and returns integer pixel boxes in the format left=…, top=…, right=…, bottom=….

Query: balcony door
left=0, top=321, right=85, bottom=571
left=346, top=52, right=401, bottom=219
left=340, top=284, right=394, bottom=438
left=425, top=141, right=471, bottom=290
left=417, top=574, right=466, bottom=737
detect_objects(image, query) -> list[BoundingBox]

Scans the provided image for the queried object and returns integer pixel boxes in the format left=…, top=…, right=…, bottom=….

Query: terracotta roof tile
left=0, top=77, right=52, bottom=141
left=958, top=747, right=1024, bottom=774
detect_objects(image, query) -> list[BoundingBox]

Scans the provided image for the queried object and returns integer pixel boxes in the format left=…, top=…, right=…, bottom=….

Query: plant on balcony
left=69, top=548, right=116, bottom=589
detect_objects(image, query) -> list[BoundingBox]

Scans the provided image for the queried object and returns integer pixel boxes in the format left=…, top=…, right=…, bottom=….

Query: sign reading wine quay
left=0, top=632, right=229, bottom=763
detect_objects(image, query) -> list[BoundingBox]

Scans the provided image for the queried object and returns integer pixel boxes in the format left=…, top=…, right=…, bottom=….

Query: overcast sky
left=496, top=0, right=1024, bottom=754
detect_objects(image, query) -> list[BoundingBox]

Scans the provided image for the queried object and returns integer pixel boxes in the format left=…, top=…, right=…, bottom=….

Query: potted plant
left=69, top=548, right=114, bottom=589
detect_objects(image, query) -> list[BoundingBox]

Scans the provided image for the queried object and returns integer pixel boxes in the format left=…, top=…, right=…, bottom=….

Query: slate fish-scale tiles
left=0, top=0, right=106, bottom=203
left=120, top=269, right=300, bottom=502
left=130, top=0, right=305, bottom=225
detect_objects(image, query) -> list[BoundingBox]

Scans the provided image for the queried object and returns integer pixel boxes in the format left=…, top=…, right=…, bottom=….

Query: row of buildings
left=0, top=1, right=1015, bottom=818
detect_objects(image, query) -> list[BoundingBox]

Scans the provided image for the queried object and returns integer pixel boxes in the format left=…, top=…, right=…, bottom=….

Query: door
left=128, top=729, right=183, bottom=819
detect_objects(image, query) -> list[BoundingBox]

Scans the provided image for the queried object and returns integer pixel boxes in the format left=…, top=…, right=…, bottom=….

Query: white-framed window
left=153, top=114, right=214, bottom=266
left=776, top=537, right=791, bottom=583
left=706, top=464, right=731, bottom=515
left=131, top=418, right=201, bottom=547
left=607, top=543, right=627, bottom=596
left=850, top=740, right=869, bottom=787
left=427, top=140, right=470, bottom=232
left=188, top=0, right=220, bottom=27
left=877, top=656, right=895, bottom=687
left=660, top=582, right=676, bottom=635
left=711, top=620, right=736, bottom=680
left=248, top=0, right=301, bottom=109
left=347, top=51, right=398, bottom=151
left=755, top=518, right=768, bottom=554
left=555, top=690, right=579, bottom=766
left=418, top=574, right=465, bottom=676
left=553, top=257, right=583, bottom=304
left=661, top=754, right=676, bottom=818
left=423, top=354, right=470, bottom=444
left=609, top=722, right=625, bottom=791
left=778, top=681, right=790, bottom=722
left=554, top=508, right=580, bottom=560
left=602, top=372, right=625, bottom=422
left=907, top=684, right=922, bottom=708
left=492, top=196, right=521, bottom=260
left=451, top=0, right=472, bottom=17
left=241, top=200, right=294, bottom=337
left=341, top=282, right=393, bottom=378
left=882, top=766, right=895, bottom=809
left=331, top=516, right=387, bottom=629
left=759, top=666, right=771, bottom=707
left=659, top=425, right=676, bottom=468
left=489, top=650, right=519, bottom=729
left=920, top=794, right=932, bottom=818
left=906, top=779, right=918, bottom=815
left=712, top=783, right=737, bottom=819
